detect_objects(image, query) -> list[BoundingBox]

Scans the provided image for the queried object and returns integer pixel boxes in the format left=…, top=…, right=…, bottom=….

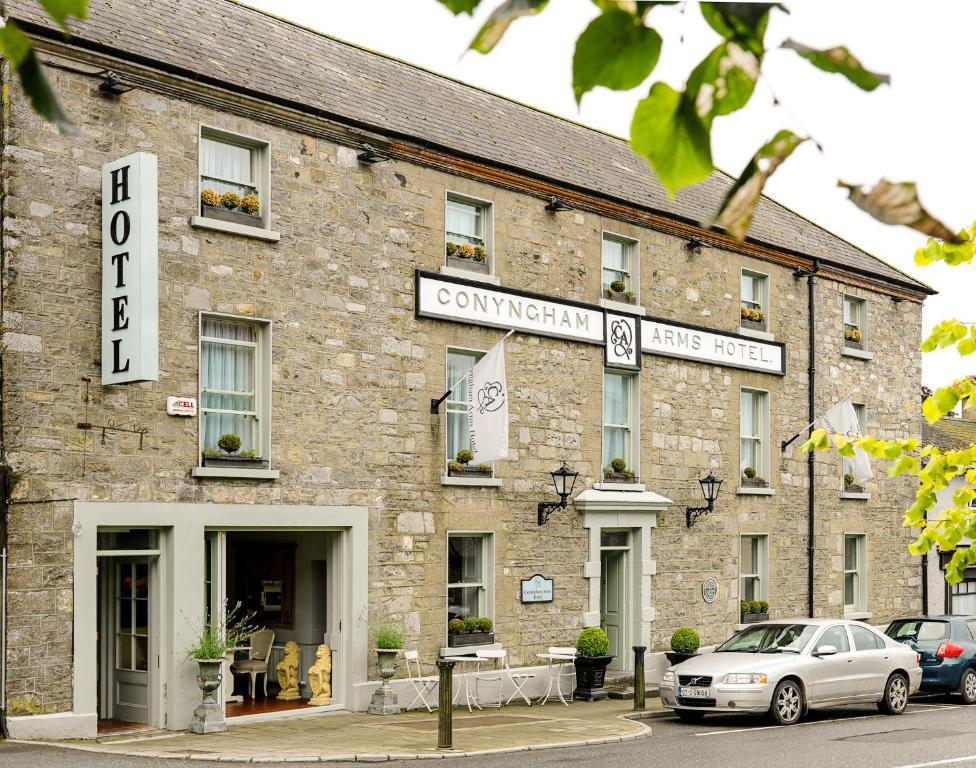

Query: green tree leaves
left=630, top=82, right=712, bottom=196
left=470, top=0, right=548, bottom=53
left=840, top=179, right=963, bottom=244
left=782, top=39, right=890, bottom=91
left=914, top=222, right=976, bottom=267
left=572, top=8, right=662, bottom=104
left=716, top=129, right=805, bottom=241
left=436, top=0, right=482, bottom=14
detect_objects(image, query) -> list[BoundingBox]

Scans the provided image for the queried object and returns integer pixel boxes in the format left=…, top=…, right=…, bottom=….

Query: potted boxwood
left=186, top=602, right=254, bottom=734
left=573, top=627, right=613, bottom=702
left=740, top=306, right=767, bottom=331
left=603, top=456, right=637, bottom=483
left=202, top=433, right=269, bottom=469
left=200, top=188, right=262, bottom=227
left=369, top=622, right=403, bottom=715
left=844, top=327, right=863, bottom=349
left=447, top=449, right=492, bottom=478
left=448, top=616, right=494, bottom=648
left=843, top=472, right=864, bottom=493
left=740, top=599, right=770, bottom=624
left=605, top=279, right=635, bottom=303
left=740, top=466, right=767, bottom=488
left=665, top=627, right=701, bottom=666
left=446, top=241, right=490, bottom=274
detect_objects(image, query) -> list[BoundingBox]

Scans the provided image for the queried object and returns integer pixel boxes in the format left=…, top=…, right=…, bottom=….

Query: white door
left=112, top=559, right=151, bottom=723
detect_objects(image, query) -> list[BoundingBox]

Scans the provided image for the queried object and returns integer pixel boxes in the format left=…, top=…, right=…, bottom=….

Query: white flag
left=822, top=398, right=872, bottom=484
left=467, top=337, right=509, bottom=463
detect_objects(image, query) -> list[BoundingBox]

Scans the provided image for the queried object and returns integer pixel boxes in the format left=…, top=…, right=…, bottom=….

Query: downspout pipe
left=806, top=261, right=819, bottom=618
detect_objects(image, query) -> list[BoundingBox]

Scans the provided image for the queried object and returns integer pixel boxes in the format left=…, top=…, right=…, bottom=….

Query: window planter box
left=844, top=484, right=865, bottom=494
left=605, top=289, right=636, bottom=304
left=201, top=454, right=269, bottom=470
left=740, top=612, right=769, bottom=624
left=446, top=255, right=490, bottom=274
left=739, top=478, right=768, bottom=489
left=573, top=655, right=613, bottom=702
left=447, top=631, right=495, bottom=648
left=201, top=204, right=262, bottom=229
left=844, top=339, right=864, bottom=351
left=602, top=472, right=638, bottom=484
left=447, top=465, right=493, bottom=479
left=740, top=317, right=767, bottom=332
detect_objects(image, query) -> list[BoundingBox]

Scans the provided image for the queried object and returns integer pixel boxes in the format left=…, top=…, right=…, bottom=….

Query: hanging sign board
left=416, top=271, right=784, bottom=375
left=101, top=152, right=159, bottom=384
left=520, top=574, right=554, bottom=603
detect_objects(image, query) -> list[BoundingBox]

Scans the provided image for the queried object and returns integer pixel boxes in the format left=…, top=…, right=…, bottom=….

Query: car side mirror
left=814, top=644, right=838, bottom=657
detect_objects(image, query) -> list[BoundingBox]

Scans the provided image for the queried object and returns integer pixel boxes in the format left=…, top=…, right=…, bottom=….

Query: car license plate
left=678, top=686, right=710, bottom=698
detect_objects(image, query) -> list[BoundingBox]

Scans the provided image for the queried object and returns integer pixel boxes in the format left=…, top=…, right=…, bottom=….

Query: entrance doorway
left=600, top=530, right=631, bottom=671
left=96, top=529, right=160, bottom=730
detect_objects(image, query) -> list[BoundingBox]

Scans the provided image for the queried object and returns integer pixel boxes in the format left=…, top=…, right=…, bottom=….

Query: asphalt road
left=1, top=696, right=975, bottom=768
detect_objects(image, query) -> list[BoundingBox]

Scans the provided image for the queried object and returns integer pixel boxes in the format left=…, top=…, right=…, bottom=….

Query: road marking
left=692, top=704, right=962, bottom=737
left=889, top=756, right=976, bottom=768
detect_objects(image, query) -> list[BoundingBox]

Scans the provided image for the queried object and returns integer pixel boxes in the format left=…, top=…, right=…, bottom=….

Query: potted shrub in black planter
left=665, top=627, right=700, bottom=666
left=573, top=627, right=613, bottom=702
left=740, top=600, right=770, bottom=624
left=740, top=466, right=767, bottom=489
left=200, top=188, right=263, bottom=228
left=202, top=433, right=269, bottom=469
left=448, top=616, right=494, bottom=648
left=447, top=450, right=492, bottom=478
left=602, top=456, right=637, bottom=484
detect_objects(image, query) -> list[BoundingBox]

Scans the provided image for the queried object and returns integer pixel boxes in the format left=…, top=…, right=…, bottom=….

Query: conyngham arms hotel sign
left=416, top=271, right=785, bottom=376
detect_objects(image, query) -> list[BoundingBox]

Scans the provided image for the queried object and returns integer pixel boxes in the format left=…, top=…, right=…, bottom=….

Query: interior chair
left=231, top=627, right=276, bottom=699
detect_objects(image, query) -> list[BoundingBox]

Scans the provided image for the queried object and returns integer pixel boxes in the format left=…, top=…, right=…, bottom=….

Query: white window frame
left=446, top=531, right=495, bottom=637
left=602, top=369, right=639, bottom=480
left=444, top=191, right=494, bottom=272
left=739, top=269, right=768, bottom=328
left=739, top=387, right=770, bottom=489
left=444, top=346, right=488, bottom=467
left=192, top=125, right=278, bottom=241
left=844, top=533, right=867, bottom=614
left=601, top=231, right=639, bottom=299
left=843, top=295, right=867, bottom=345
left=842, top=402, right=867, bottom=488
left=739, top=534, right=768, bottom=602
left=195, top=312, right=273, bottom=475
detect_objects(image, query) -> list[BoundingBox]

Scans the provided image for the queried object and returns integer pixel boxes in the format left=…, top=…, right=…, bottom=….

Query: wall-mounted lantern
left=537, top=461, right=579, bottom=526
left=685, top=471, right=723, bottom=527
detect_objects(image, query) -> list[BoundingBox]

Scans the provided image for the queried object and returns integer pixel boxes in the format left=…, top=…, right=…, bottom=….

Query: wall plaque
left=520, top=574, right=554, bottom=603
left=701, top=577, right=718, bottom=604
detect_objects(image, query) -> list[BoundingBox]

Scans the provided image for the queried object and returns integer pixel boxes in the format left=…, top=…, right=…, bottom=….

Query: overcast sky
left=244, top=0, right=975, bottom=388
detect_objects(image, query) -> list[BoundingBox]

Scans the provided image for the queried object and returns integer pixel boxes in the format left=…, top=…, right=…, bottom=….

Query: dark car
left=885, top=616, right=976, bottom=703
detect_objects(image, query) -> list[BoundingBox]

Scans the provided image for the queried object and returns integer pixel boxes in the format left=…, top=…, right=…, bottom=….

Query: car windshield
left=715, top=624, right=816, bottom=654
left=886, top=620, right=949, bottom=643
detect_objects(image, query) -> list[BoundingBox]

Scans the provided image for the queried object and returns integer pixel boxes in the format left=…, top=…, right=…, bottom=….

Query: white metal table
left=536, top=652, right=576, bottom=706
left=443, top=654, right=486, bottom=712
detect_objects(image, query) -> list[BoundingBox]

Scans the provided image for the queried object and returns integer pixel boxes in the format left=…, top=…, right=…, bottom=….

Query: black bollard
left=632, top=646, right=647, bottom=711
left=437, top=658, right=456, bottom=750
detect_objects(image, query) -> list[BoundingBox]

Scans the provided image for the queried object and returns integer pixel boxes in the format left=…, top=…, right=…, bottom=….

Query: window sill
left=737, top=486, right=775, bottom=496
left=438, top=265, right=500, bottom=286
left=737, top=326, right=775, bottom=342
left=840, top=491, right=871, bottom=500
left=599, top=298, right=646, bottom=316
left=191, top=215, right=281, bottom=242
left=842, top=347, right=874, bottom=361
left=440, top=475, right=502, bottom=487
left=593, top=482, right=646, bottom=492
left=192, top=466, right=281, bottom=480
left=843, top=611, right=872, bottom=621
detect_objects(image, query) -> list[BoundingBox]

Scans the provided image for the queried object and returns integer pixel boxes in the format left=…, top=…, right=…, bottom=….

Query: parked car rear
left=885, top=616, right=976, bottom=703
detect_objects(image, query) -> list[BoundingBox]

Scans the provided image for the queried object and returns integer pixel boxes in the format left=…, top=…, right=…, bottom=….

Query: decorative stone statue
left=275, top=641, right=301, bottom=701
left=307, top=644, right=332, bottom=706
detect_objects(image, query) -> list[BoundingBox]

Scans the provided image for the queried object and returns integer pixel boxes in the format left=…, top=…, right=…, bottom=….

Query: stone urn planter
left=369, top=648, right=402, bottom=715
left=190, top=658, right=227, bottom=734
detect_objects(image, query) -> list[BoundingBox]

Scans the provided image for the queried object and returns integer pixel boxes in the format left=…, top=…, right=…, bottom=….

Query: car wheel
left=768, top=679, right=803, bottom=725
left=958, top=668, right=976, bottom=705
left=675, top=709, right=706, bottom=723
left=877, top=673, right=909, bottom=715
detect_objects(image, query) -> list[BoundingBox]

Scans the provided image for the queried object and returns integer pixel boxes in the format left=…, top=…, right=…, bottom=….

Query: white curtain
left=602, top=238, right=629, bottom=289
left=201, top=319, right=257, bottom=452
left=603, top=372, right=630, bottom=466
left=740, top=390, right=761, bottom=472
left=446, top=351, right=476, bottom=461
left=200, top=137, right=253, bottom=197
left=446, top=199, right=483, bottom=245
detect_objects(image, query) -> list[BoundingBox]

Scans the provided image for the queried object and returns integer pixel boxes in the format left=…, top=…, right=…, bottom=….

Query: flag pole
left=429, top=330, right=514, bottom=414
left=780, top=386, right=860, bottom=452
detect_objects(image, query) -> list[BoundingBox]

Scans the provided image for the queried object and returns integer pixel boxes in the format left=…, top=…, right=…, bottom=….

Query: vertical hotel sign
left=101, top=152, right=159, bottom=384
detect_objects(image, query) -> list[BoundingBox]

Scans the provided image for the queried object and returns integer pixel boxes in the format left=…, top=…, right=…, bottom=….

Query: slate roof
left=923, top=418, right=976, bottom=451
left=12, top=0, right=931, bottom=293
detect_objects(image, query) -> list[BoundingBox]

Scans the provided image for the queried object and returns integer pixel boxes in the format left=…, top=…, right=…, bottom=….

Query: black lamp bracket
left=538, top=499, right=566, bottom=526
left=685, top=500, right=714, bottom=528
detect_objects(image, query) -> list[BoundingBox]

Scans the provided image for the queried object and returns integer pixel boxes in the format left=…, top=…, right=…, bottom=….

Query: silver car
left=659, top=619, right=922, bottom=725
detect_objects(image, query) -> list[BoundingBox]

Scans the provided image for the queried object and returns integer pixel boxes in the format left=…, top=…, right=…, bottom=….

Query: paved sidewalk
left=21, top=699, right=664, bottom=762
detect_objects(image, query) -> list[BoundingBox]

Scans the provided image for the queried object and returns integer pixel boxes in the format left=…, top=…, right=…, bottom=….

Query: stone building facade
left=0, top=0, right=929, bottom=739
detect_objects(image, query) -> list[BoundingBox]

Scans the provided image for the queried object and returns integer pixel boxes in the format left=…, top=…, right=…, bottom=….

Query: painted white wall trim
left=6, top=711, right=97, bottom=740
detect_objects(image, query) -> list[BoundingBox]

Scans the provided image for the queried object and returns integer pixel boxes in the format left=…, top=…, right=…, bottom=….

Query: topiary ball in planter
left=610, top=457, right=627, bottom=473
left=219, top=191, right=241, bottom=210
left=456, top=449, right=474, bottom=465
left=448, top=618, right=465, bottom=634
left=573, top=627, right=613, bottom=702
left=609, top=279, right=626, bottom=293
left=665, top=626, right=700, bottom=666
left=217, top=433, right=242, bottom=454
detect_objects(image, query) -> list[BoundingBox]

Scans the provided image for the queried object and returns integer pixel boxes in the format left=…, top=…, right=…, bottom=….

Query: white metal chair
left=404, top=650, right=439, bottom=712
left=231, top=627, right=275, bottom=699
left=474, top=649, right=536, bottom=707
left=538, top=646, right=576, bottom=706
